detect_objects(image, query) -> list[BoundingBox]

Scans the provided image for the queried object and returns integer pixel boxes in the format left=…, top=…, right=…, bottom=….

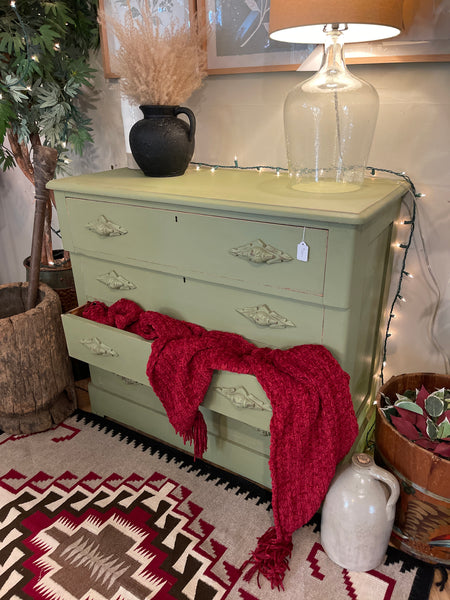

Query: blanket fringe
left=242, top=526, right=293, bottom=591
left=181, top=411, right=208, bottom=459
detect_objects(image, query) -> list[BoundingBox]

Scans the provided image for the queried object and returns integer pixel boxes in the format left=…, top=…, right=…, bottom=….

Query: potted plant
left=0, top=0, right=99, bottom=434
left=0, top=0, right=99, bottom=310
left=380, top=383, right=450, bottom=458
left=103, top=1, right=207, bottom=177
left=375, top=373, right=450, bottom=566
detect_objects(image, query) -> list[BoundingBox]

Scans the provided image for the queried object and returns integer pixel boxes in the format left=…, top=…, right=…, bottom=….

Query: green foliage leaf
left=425, top=394, right=445, bottom=418
left=0, top=150, right=16, bottom=171
left=64, top=77, right=81, bottom=98
left=394, top=399, right=424, bottom=415
left=4, top=75, right=29, bottom=102
left=432, top=388, right=447, bottom=400
left=0, top=101, right=16, bottom=143
left=37, top=24, right=59, bottom=53
left=426, top=419, right=439, bottom=441
left=15, top=118, right=31, bottom=145
left=0, top=31, right=25, bottom=55
left=437, top=417, right=450, bottom=440
left=68, top=123, right=93, bottom=155
left=37, top=85, right=60, bottom=108
left=43, top=1, right=75, bottom=27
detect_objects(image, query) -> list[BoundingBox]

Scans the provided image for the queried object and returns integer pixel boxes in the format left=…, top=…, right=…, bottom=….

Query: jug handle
left=175, top=106, right=196, bottom=142
left=367, top=464, right=400, bottom=521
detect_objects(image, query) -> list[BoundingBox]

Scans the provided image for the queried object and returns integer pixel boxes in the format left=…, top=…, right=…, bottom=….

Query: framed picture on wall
left=99, top=0, right=196, bottom=78
left=196, top=0, right=450, bottom=75
left=196, top=0, right=315, bottom=74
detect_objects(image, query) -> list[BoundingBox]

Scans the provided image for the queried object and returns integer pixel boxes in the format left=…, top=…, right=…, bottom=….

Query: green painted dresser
left=50, top=168, right=407, bottom=487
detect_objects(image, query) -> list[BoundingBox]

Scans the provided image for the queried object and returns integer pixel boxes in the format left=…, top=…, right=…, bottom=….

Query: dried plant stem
left=103, top=2, right=207, bottom=106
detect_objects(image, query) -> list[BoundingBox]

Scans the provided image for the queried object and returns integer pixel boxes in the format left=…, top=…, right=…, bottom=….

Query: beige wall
left=1, top=54, right=449, bottom=382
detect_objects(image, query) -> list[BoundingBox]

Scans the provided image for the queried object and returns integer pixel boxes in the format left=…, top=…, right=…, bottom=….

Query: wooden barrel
left=0, top=282, right=77, bottom=434
left=23, top=250, right=78, bottom=313
left=375, top=372, right=450, bottom=565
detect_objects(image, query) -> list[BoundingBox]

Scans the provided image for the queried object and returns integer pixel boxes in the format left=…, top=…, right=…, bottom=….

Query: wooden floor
left=74, top=378, right=91, bottom=412
left=74, top=378, right=448, bottom=600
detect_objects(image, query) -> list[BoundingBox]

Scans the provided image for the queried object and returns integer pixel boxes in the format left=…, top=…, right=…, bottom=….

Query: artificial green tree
left=0, top=0, right=99, bottom=292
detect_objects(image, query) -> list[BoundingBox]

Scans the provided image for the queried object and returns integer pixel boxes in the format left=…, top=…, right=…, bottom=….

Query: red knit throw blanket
left=83, top=299, right=358, bottom=590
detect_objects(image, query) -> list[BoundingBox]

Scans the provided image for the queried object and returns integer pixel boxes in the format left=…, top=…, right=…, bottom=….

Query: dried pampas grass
left=104, top=2, right=207, bottom=106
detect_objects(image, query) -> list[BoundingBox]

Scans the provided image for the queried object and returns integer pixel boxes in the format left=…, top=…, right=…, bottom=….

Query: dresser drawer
left=91, top=366, right=272, bottom=432
left=65, top=197, right=328, bottom=300
left=72, top=255, right=324, bottom=348
left=63, top=309, right=273, bottom=432
left=88, top=381, right=272, bottom=487
left=62, top=307, right=151, bottom=386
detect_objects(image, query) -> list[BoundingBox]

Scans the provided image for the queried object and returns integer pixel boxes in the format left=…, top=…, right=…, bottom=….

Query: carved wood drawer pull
left=229, top=239, right=293, bottom=264
left=97, top=270, right=136, bottom=290
left=80, top=337, right=118, bottom=357
left=236, top=304, right=295, bottom=329
left=215, top=385, right=271, bottom=411
left=86, top=215, right=128, bottom=237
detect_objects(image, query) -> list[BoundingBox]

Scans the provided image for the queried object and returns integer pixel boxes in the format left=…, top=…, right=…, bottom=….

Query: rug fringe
left=242, top=526, right=293, bottom=591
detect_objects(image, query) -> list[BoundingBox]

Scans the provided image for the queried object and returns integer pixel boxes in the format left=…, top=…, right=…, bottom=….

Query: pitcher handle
left=367, top=464, right=400, bottom=521
left=175, top=106, right=196, bottom=142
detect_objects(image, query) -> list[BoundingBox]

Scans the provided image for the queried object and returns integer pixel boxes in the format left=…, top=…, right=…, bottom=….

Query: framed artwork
left=196, top=0, right=450, bottom=75
left=196, top=0, right=315, bottom=74
left=99, top=0, right=196, bottom=78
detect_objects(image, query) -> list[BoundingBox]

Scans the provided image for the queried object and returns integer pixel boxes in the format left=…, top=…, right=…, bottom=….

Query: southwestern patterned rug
left=0, top=410, right=436, bottom=600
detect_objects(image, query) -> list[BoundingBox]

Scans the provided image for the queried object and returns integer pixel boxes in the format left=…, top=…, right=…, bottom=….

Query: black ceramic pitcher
left=129, top=105, right=196, bottom=177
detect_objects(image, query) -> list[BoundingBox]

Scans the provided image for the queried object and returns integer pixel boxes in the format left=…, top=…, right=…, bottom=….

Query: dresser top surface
left=48, top=167, right=408, bottom=224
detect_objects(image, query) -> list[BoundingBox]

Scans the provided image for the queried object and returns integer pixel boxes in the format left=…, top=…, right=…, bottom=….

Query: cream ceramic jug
left=321, top=453, right=400, bottom=572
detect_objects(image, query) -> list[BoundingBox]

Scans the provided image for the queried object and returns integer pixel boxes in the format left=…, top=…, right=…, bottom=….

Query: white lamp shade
left=269, top=0, right=404, bottom=44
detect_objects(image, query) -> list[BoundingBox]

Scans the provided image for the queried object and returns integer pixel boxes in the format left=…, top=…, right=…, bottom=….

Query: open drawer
left=62, top=305, right=152, bottom=386
left=63, top=305, right=272, bottom=431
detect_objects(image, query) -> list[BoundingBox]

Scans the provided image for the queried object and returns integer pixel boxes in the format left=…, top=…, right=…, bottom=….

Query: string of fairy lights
left=367, top=166, right=419, bottom=385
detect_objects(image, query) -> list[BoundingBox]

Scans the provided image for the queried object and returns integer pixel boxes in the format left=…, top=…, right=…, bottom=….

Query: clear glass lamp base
left=284, top=30, right=379, bottom=194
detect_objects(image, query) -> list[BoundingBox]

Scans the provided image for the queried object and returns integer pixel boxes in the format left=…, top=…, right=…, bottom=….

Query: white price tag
left=297, top=241, right=309, bottom=262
